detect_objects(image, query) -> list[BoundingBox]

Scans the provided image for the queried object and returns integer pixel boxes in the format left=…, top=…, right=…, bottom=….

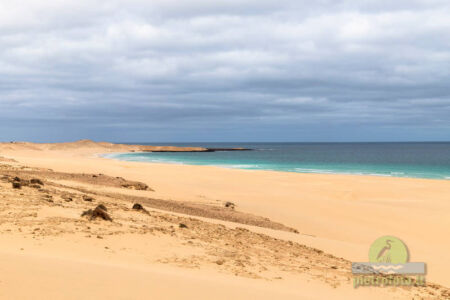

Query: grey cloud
left=0, top=0, right=449, bottom=142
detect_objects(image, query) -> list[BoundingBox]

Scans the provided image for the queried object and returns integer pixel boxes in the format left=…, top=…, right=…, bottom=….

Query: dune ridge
left=0, top=139, right=248, bottom=153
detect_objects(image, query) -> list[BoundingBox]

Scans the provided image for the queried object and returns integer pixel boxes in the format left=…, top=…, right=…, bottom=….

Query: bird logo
left=369, top=236, right=408, bottom=264
left=352, top=235, right=425, bottom=279
left=376, top=239, right=393, bottom=263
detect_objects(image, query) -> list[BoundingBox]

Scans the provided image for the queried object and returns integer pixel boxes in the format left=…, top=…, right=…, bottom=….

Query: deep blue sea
left=104, top=142, right=450, bottom=180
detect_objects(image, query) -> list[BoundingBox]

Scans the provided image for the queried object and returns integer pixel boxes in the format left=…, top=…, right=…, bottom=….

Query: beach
left=0, top=141, right=449, bottom=299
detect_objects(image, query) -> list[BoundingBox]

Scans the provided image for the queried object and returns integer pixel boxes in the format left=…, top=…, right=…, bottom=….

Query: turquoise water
left=104, top=142, right=450, bottom=180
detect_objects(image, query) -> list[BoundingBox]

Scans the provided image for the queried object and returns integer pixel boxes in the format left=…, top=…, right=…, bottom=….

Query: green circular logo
left=368, top=236, right=408, bottom=264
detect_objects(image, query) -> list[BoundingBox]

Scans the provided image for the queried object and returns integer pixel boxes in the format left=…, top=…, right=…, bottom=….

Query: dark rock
left=12, top=181, right=21, bottom=189
left=225, top=201, right=235, bottom=209
left=81, top=205, right=112, bottom=221
left=30, top=178, right=44, bottom=185
left=83, top=195, right=94, bottom=202
left=132, top=203, right=144, bottom=210
left=146, top=148, right=252, bottom=153
left=121, top=183, right=149, bottom=191
left=132, top=203, right=149, bottom=214
left=10, top=177, right=30, bottom=187
left=97, top=204, right=107, bottom=211
left=29, top=184, right=42, bottom=189
left=179, top=223, right=188, bottom=229
left=204, top=148, right=253, bottom=152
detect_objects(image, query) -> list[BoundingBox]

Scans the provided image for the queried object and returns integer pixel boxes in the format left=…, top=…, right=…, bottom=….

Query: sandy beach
left=0, top=141, right=449, bottom=299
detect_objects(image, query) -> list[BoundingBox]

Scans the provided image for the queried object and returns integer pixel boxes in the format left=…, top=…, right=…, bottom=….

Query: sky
left=0, top=0, right=449, bottom=142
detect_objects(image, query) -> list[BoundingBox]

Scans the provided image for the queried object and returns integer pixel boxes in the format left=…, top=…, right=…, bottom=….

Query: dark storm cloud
left=0, top=0, right=449, bottom=142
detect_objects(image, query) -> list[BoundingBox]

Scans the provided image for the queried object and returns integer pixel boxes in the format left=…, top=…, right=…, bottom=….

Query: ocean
left=104, top=142, right=450, bottom=180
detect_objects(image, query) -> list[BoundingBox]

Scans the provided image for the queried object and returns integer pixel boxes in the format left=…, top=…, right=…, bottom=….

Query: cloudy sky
left=1, top=0, right=449, bottom=142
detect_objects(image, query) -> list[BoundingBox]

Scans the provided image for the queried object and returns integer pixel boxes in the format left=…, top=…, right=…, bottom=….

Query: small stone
left=179, top=223, right=188, bottom=229
left=132, top=203, right=144, bottom=210
left=132, top=203, right=149, bottom=214
left=216, top=259, right=225, bottom=265
left=225, top=202, right=235, bottom=209
left=83, top=195, right=94, bottom=202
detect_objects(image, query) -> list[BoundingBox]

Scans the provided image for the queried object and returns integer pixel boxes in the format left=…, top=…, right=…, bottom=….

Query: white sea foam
left=368, top=173, right=392, bottom=177
left=293, top=168, right=398, bottom=177
left=294, top=168, right=338, bottom=174
left=215, top=164, right=261, bottom=169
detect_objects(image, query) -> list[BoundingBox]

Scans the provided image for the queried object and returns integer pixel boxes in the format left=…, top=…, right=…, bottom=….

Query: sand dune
left=1, top=139, right=207, bottom=153
left=0, top=141, right=449, bottom=299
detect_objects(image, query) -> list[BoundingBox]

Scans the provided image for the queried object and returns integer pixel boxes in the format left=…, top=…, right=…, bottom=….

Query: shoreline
left=101, top=151, right=450, bottom=181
